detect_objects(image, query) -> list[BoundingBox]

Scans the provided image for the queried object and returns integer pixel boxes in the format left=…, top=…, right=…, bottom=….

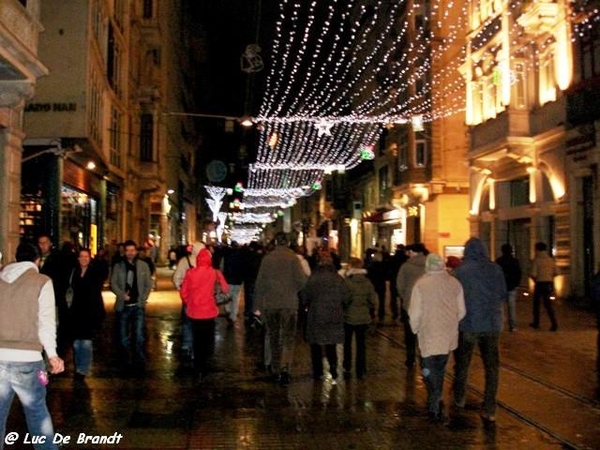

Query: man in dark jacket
left=495, top=244, right=522, bottom=331
left=452, top=237, right=507, bottom=422
left=254, top=232, right=308, bottom=386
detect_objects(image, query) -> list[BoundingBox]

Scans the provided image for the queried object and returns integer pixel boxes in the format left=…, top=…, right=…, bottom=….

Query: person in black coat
left=67, top=248, right=108, bottom=379
left=495, top=244, right=522, bottom=331
left=300, top=252, right=349, bottom=384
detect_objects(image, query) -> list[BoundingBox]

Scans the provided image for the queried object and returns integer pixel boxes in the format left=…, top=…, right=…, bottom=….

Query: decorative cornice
left=0, top=80, right=34, bottom=107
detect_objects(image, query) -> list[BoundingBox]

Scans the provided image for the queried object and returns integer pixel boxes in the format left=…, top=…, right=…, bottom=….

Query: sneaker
left=330, top=378, right=337, bottom=385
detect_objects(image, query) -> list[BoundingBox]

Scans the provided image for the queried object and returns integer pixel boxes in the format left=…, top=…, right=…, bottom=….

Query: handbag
left=65, top=270, right=74, bottom=308
left=214, top=270, right=231, bottom=306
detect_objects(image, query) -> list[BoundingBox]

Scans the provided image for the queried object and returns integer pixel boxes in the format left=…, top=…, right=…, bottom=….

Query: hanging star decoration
left=315, top=119, right=334, bottom=136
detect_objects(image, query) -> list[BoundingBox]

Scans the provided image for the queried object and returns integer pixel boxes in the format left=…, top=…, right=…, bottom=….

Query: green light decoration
left=234, top=182, right=244, bottom=193
left=312, top=180, right=323, bottom=190
left=492, top=67, right=501, bottom=86
left=360, top=145, right=375, bottom=160
left=277, top=210, right=285, bottom=217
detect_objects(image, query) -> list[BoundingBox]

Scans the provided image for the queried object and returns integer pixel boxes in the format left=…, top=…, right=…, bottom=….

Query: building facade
left=20, top=0, right=196, bottom=260
left=461, top=0, right=599, bottom=298
left=0, top=0, right=47, bottom=261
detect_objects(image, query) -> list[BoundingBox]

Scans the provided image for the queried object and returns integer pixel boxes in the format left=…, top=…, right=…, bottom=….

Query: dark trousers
left=190, top=318, right=215, bottom=376
left=421, top=354, right=449, bottom=416
left=453, top=331, right=500, bottom=416
left=265, top=309, right=297, bottom=373
left=402, top=312, right=417, bottom=366
left=343, top=323, right=368, bottom=377
left=532, top=281, right=558, bottom=328
left=310, top=344, right=338, bottom=379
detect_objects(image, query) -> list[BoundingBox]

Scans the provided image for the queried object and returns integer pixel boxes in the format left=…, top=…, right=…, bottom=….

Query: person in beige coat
left=409, top=253, right=466, bottom=422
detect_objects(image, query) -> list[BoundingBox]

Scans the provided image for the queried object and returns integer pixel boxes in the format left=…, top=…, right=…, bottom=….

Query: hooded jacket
left=396, top=253, right=427, bottom=311
left=0, top=261, right=58, bottom=362
left=343, top=268, right=377, bottom=325
left=180, top=249, right=229, bottom=320
left=453, top=238, right=507, bottom=333
left=172, top=242, right=205, bottom=290
left=409, top=261, right=466, bottom=357
left=254, top=245, right=308, bottom=311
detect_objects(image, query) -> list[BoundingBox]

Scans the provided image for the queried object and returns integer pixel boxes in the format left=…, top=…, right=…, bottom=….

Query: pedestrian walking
left=66, top=248, right=108, bottom=380
left=342, top=257, right=377, bottom=380
left=452, top=237, right=507, bottom=422
left=300, top=251, right=349, bottom=384
left=367, top=250, right=388, bottom=326
left=254, top=232, right=308, bottom=386
left=389, top=245, right=408, bottom=323
left=180, top=248, right=229, bottom=383
left=38, top=234, right=76, bottom=355
left=396, top=243, right=428, bottom=368
left=0, top=243, right=65, bottom=450
left=495, top=243, right=522, bottom=331
left=409, top=253, right=466, bottom=422
left=110, top=240, right=153, bottom=370
left=529, top=242, right=558, bottom=331
left=173, top=242, right=205, bottom=358
left=221, top=242, right=245, bottom=327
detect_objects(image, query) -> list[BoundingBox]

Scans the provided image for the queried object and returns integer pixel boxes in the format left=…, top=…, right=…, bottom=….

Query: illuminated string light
left=232, top=0, right=596, bottom=238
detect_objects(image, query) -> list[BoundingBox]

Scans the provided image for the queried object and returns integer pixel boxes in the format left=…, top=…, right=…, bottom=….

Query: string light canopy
left=223, top=0, right=599, bottom=234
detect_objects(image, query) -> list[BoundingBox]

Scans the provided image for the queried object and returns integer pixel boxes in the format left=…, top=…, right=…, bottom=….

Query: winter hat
left=425, top=253, right=446, bottom=273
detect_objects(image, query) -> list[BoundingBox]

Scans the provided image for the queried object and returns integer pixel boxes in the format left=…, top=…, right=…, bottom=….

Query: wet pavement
left=6, top=267, right=600, bottom=449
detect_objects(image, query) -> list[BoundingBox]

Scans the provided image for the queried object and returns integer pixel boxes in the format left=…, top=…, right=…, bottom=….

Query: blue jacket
left=453, top=238, right=507, bottom=333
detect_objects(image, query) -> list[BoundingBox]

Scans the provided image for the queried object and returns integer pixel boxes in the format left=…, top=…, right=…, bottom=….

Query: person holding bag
left=180, top=248, right=229, bottom=383
left=67, top=248, right=108, bottom=380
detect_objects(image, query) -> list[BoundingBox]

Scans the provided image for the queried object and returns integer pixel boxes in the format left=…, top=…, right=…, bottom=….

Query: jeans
left=0, top=360, right=58, bottom=450
left=190, top=318, right=215, bottom=376
left=73, top=339, right=93, bottom=375
left=264, top=309, right=297, bottom=373
left=453, top=331, right=500, bottom=416
left=225, top=284, right=242, bottom=321
left=343, top=323, right=368, bottom=377
left=118, top=304, right=145, bottom=363
left=532, top=282, right=558, bottom=328
left=421, top=354, right=449, bottom=416
left=506, top=289, right=517, bottom=330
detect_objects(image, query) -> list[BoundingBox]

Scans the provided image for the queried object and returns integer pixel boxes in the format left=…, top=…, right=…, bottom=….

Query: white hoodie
left=172, top=242, right=206, bottom=290
left=0, top=261, right=57, bottom=362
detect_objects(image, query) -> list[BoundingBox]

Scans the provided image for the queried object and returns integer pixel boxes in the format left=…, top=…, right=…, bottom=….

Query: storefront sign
left=25, top=102, right=77, bottom=112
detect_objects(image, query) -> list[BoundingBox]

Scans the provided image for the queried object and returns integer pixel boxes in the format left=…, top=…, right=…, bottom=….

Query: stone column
left=0, top=81, right=34, bottom=261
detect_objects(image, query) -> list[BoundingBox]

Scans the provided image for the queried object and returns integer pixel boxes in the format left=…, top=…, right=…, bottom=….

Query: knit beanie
left=425, top=253, right=446, bottom=273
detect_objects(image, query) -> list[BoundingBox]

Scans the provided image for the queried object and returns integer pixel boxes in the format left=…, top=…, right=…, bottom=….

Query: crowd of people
left=1, top=229, right=598, bottom=449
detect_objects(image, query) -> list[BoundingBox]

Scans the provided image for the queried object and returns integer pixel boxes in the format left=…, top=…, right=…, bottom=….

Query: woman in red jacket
left=181, top=248, right=229, bottom=382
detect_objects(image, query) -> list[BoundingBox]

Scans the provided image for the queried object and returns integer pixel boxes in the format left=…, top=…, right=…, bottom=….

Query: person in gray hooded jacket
left=452, top=237, right=506, bottom=422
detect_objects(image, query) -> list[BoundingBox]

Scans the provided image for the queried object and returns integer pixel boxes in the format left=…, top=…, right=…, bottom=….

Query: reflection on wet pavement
left=6, top=269, right=587, bottom=449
